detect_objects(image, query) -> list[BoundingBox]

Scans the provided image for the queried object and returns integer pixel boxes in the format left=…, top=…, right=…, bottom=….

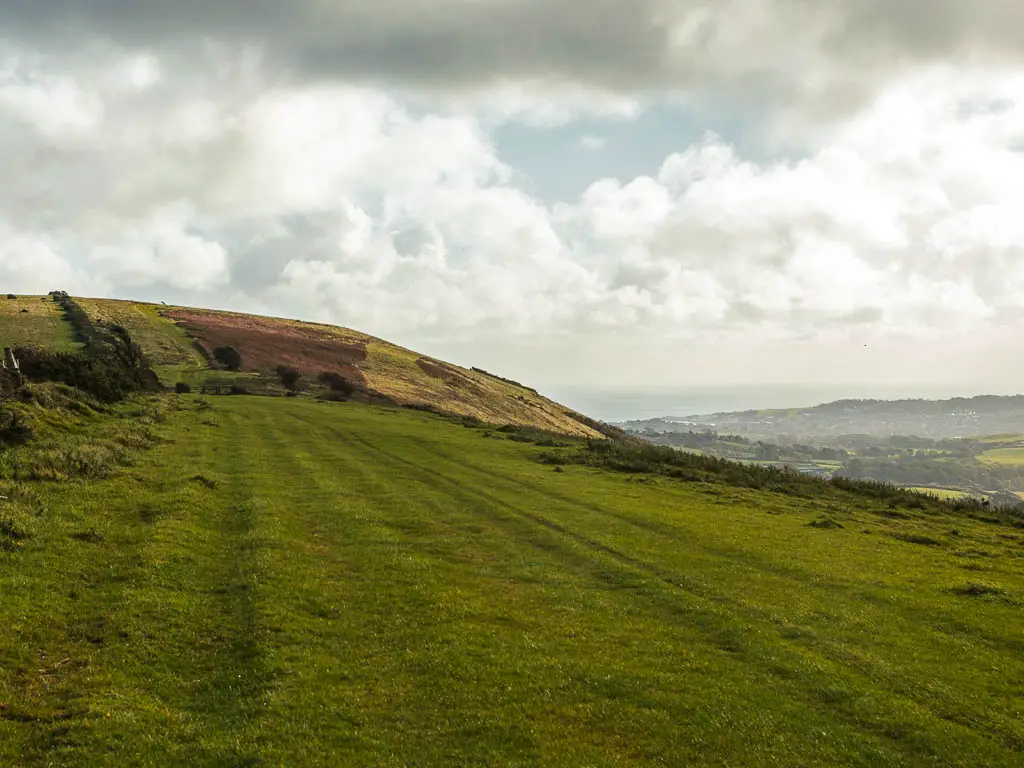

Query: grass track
left=2, top=397, right=1024, bottom=766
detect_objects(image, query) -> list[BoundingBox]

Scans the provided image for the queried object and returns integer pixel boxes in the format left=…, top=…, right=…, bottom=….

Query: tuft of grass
left=953, top=582, right=1008, bottom=598
left=891, top=532, right=945, bottom=547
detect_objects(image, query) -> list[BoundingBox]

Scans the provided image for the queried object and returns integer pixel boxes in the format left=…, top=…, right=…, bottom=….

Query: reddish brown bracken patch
left=165, top=309, right=367, bottom=385
left=416, top=358, right=486, bottom=395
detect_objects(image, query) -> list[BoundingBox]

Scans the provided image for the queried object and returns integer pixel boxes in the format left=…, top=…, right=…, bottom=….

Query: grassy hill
left=1, top=394, right=1023, bottom=765
left=2, top=295, right=603, bottom=437
left=4, top=294, right=1024, bottom=765
left=0, top=296, right=78, bottom=352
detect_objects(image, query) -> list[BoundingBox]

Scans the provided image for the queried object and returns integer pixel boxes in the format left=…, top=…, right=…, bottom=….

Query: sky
left=4, top=1, right=1024, bottom=405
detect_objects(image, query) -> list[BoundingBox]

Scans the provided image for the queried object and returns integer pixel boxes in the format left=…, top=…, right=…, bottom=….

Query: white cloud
left=3, top=44, right=1024, bottom=390
left=579, top=134, right=608, bottom=151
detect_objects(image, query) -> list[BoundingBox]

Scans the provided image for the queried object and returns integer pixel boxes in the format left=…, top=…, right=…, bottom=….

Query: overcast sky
left=4, top=1, right=1024, bottom=404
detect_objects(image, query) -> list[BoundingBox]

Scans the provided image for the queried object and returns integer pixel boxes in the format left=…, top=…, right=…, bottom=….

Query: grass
left=903, top=486, right=971, bottom=500
left=980, top=447, right=1024, bottom=466
left=74, top=299, right=207, bottom=385
left=2, top=396, right=1024, bottom=765
left=161, top=303, right=603, bottom=436
left=0, top=296, right=78, bottom=352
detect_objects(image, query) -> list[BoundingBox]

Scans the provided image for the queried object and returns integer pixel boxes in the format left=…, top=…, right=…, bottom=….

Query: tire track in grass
left=211, top=401, right=411, bottom=764
left=320, top=421, right=1016, bottom=764
left=255, top=406, right=721, bottom=765
left=430, top=438, right=1024, bottom=748
left=221, top=401, right=561, bottom=765
left=220, top=402, right=1024, bottom=764
left=176, top=402, right=271, bottom=764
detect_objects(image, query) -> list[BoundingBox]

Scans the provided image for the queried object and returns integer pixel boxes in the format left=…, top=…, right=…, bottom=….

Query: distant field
left=979, top=447, right=1024, bottom=465
left=903, top=486, right=971, bottom=500
left=0, top=295, right=77, bottom=351
left=2, top=396, right=1023, bottom=766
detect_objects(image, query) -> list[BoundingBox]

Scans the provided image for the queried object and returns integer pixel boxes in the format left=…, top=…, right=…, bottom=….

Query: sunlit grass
left=979, top=447, right=1024, bottom=465
left=0, top=295, right=78, bottom=351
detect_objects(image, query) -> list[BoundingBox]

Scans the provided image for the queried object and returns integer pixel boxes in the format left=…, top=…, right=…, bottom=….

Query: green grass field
left=0, top=296, right=77, bottom=351
left=2, top=396, right=1024, bottom=766
left=902, top=486, right=971, bottom=500
left=980, top=447, right=1024, bottom=466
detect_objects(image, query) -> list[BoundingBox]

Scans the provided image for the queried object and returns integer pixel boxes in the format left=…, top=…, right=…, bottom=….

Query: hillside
left=2, top=295, right=604, bottom=438
left=2, top=394, right=1023, bottom=765
left=5, top=293, right=1024, bottom=765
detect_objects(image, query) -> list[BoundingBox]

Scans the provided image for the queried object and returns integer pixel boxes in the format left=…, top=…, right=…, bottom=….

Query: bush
left=276, top=365, right=302, bottom=390
left=318, top=371, right=354, bottom=395
left=0, top=406, right=32, bottom=446
left=15, top=347, right=140, bottom=403
left=214, top=346, right=243, bottom=372
left=229, top=384, right=249, bottom=395
left=6, top=294, right=16, bottom=300
left=175, top=382, right=192, bottom=394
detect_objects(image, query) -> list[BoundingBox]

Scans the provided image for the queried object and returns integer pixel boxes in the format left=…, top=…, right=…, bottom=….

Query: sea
left=544, top=384, right=1024, bottom=424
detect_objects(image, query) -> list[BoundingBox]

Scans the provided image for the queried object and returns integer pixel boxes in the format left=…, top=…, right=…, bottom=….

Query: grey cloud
left=1, top=0, right=674, bottom=89
left=7, top=0, right=1024, bottom=112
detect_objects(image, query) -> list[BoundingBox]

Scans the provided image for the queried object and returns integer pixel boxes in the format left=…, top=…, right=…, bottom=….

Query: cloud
left=6, top=0, right=1024, bottom=122
left=579, top=135, right=608, bottom=151
left=3, top=38, right=1024, bottom=389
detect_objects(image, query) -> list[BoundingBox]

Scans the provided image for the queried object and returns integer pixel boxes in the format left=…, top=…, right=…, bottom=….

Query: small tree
left=213, top=346, right=243, bottom=372
left=276, top=365, right=302, bottom=391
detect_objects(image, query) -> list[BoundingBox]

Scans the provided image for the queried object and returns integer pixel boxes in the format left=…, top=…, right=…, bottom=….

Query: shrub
left=214, top=346, right=243, bottom=371
left=229, top=384, right=249, bottom=395
left=15, top=347, right=139, bottom=403
left=0, top=407, right=33, bottom=446
left=0, top=506, right=34, bottom=551
left=6, top=294, right=16, bottom=300
left=276, top=365, right=302, bottom=390
left=318, top=371, right=354, bottom=395
left=175, top=382, right=192, bottom=394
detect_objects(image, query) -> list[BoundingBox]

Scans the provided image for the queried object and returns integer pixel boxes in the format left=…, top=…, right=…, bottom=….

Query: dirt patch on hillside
left=165, top=309, right=368, bottom=385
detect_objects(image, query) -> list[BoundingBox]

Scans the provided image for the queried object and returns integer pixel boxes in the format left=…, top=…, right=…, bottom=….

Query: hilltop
left=0, top=294, right=606, bottom=438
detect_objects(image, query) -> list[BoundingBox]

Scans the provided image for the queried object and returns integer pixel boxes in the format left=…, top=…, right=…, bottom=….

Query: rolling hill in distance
left=2, top=293, right=1024, bottom=766
left=619, top=395, right=1024, bottom=441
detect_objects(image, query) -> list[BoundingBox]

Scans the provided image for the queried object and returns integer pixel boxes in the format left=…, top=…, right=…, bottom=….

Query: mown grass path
left=2, top=397, right=1024, bottom=766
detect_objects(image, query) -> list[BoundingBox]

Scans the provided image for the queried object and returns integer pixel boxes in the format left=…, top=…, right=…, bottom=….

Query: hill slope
left=2, top=396, right=1023, bottom=765
left=3, top=295, right=603, bottom=437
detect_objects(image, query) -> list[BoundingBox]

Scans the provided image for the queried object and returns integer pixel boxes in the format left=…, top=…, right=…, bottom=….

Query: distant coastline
left=550, top=384, right=1024, bottom=423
